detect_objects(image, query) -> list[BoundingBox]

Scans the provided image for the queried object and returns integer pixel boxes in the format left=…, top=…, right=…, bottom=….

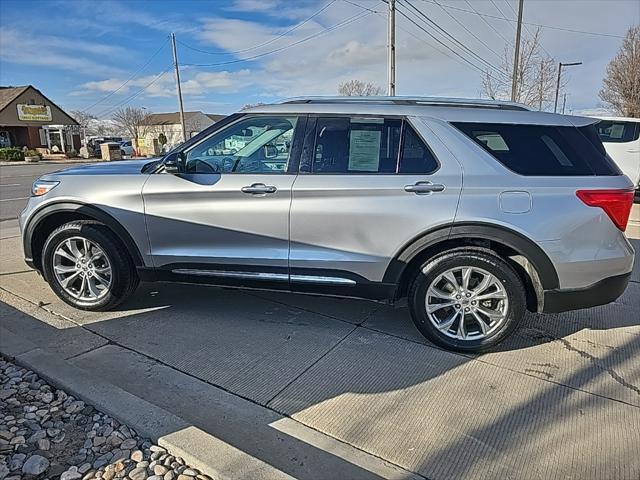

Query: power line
left=489, top=0, right=515, bottom=34
left=355, top=0, right=496, bottom=78
left=419, top=0, right=625, bottom=39
left=431, top=0, right=503, bottom=60
left=401, top=0, right=511, bottom=81
left=177, top=0, right=338, bottom=56
left=95, top=66, right=172, bottom=119
left=80, top=38, right=170, bottom=113
left=395, top=4, right=509, bottom=85
left=502, top=0, right=553, bottom=58
left=463, top=0, right=513, bottom=46
left=181, top=9, right=376, bottom=68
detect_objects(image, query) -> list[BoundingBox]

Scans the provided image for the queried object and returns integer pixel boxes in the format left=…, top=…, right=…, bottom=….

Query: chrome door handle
left=241, top=183, right=277, bottom=194
left=404, top=181, right=445, bottom=194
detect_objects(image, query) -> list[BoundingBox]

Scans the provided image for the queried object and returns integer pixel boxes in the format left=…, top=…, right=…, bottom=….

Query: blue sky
left=1, top=0, right=638, bottom=118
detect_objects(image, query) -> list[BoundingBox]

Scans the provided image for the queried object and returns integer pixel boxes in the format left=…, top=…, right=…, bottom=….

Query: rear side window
left=453, top=122, right=620, bottom=176
left=596, top=120, right=640, bottom=143
left=309, top=117, right=438, bottom=174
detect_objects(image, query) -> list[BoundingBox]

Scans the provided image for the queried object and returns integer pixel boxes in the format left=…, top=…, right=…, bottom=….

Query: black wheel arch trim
left=24, top=201, right=145, bottom=270
left=383, top=222, right=560, bottom=290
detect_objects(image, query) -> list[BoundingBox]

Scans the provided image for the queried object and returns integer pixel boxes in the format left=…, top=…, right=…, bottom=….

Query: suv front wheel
left=42, top=221, right=138, bottom=310
left=409, top=248, right=526, bottom=352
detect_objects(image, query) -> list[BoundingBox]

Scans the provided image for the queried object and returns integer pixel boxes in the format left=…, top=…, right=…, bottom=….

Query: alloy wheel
left=425, top=266, right=509, bottom=341
left=52, top=236, right=113, bottom=301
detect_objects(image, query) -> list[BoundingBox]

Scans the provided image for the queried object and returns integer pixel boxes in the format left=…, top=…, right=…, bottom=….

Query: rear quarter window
left=453, top=122, right=621, bottom=176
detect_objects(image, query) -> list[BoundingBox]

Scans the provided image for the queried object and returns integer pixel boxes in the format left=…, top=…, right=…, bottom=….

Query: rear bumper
left=542, top=271, right=631, bottom=313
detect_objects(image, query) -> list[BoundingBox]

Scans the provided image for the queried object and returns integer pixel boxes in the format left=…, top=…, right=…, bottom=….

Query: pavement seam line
left=0, top=285, right=426, bottom=479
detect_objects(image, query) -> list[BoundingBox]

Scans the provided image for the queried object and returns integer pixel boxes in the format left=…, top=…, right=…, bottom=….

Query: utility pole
left=510, top=0, right=524, bottom=102
left=387, top=0, right=396, bottom=96
left=561, top=93, right=567, bottom=114
left=554, top=61, right=582, bottom=113
left=171, top=33, right=187, bottom=143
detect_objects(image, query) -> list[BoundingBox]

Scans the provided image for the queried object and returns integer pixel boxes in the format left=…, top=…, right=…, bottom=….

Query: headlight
left=32, top=180, right=59, bottom=197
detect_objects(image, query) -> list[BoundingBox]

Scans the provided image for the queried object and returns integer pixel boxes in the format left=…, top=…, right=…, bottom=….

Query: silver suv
left=20, top=97, right=636, bottom=352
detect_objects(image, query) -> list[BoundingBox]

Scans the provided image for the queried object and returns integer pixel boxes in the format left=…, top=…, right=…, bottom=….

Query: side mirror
left=164, top=152, right=184, bottom=174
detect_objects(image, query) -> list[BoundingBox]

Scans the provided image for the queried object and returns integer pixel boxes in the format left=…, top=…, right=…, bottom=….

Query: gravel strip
left=0, top=358, right=213, bottom=480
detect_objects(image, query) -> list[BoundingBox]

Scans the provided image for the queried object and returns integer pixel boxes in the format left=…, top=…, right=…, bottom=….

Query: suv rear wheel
left=42, top=221, right=139, bottom=310
left=408, top=248, right=525, bottom=352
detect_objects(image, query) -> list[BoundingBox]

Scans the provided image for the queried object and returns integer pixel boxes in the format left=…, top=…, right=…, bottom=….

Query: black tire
left=42, top=221, right=138, bottom=311
left=408, top=247, right=526, bottom=353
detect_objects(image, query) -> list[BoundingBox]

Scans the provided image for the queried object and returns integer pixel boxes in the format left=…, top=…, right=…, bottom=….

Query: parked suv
left=20, top=97, right=635, bottom=352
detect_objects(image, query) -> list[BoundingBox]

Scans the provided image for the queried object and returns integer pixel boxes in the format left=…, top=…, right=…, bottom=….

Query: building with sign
left=0, top=85, right=80, bottom=152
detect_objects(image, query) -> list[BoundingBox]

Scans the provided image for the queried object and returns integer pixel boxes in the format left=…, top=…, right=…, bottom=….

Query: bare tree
left=483, top=28, right=557, bottom=110
left=111, top=107, right=149, bottom=140
left=599, top=25, right=640, bottom=117
left=338, top=80, right=384, bottom=96
left=70, top=110, right=97, bottom=128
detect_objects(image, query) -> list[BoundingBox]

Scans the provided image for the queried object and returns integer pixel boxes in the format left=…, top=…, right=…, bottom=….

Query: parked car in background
left=120, top=140, right=134, bottom=157
left=20, top=97, right=635, bottom=352
left=595, top=116, right=640, bottom=190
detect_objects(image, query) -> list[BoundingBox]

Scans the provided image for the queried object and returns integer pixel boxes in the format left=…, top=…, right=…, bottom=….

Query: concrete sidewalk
left=1, top=210, right=639, bottom=479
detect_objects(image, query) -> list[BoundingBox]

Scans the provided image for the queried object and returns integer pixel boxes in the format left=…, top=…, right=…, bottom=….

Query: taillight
left=576, top=188, right=635, bottom=231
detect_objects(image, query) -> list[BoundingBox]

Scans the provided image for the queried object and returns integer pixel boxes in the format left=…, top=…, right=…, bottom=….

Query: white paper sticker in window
left=349, top=130, right=381, bottom=171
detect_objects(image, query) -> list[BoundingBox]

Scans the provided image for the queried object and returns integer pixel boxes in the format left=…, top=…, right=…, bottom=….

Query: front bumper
left=542, top=271, right=632, bottom=313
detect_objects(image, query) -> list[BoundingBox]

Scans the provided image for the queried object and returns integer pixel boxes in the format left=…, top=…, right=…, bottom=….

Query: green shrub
left=65, top=149, right=78, bottom=159
left=0, top=147, right=25, bottom=161
left=24, top=149, right=42, bottom=158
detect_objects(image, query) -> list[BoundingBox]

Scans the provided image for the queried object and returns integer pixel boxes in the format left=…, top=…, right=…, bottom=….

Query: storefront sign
left=17, top=104, right=52, bottom=122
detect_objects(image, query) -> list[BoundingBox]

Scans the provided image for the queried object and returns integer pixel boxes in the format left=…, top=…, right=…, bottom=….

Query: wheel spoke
left=82, top=238, right=90, bottom=257
left=55, top=247, right=76, bottom=262
left=461, top=267, right=472, bottom=290
left=442, top=271, right=460, bottom=290
left=472, top=310, right=489, bottom=334
left=54, top=264, right=76, bottom=274
left=87, top=277, right=101, bottom=298
left=437, top=310, right=459, bottom=332
left=66, top=239, right=82, bottom=259
left=428, top=286, right=456, bottom=300
left=472, top=272, right=493, bottom=296
left=475, top=291, right=506, bottom=301
left=456, top=312, right=466, bottom=339
left=93, top=271, right=110, bottom=286
left=477, top=306, right=504, bottom=323
left=60, top=271, right=81, bottom=288
left=427, top=300, right=456, bottom=313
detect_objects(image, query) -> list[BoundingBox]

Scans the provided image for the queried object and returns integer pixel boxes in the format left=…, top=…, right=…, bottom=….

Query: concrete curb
left=0, top=330, right=421, bottom=480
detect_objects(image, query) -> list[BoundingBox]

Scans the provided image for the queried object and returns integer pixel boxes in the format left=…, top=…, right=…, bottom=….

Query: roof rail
left=278, top=96, right=531, bottom=111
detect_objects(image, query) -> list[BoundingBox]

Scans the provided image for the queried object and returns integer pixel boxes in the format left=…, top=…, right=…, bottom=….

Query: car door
left=289, top=115, right=462, bottom=295
left=142, top=114, right=305, bottom=283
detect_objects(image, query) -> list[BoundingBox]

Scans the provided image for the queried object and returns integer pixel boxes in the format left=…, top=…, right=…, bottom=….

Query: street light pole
left=554, top=61, right=582, bottom=113
left=387, top=0, right=396, bottom=96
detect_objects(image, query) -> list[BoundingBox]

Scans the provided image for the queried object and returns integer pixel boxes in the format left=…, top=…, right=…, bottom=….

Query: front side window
left=596, top=120, right=640, bottom=143
left=308, top=117, right=438, bottom=174
left=184, top=116, right=298, bottom=174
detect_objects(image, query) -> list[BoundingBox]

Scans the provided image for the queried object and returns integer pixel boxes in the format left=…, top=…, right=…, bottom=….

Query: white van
left=595, top=117, right=640, bottom=189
